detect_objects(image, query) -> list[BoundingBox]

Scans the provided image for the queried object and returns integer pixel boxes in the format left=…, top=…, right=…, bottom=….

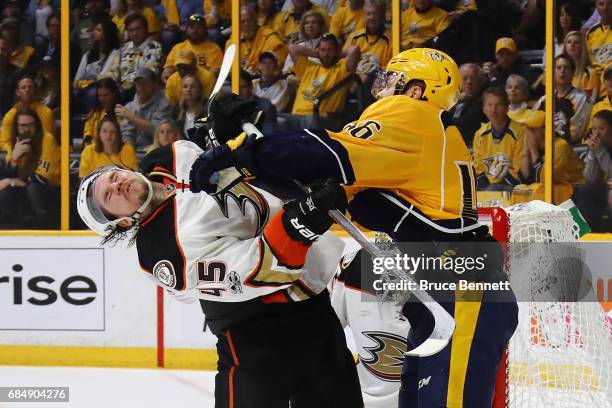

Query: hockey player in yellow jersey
left=189, top=48, right=518, bottom=407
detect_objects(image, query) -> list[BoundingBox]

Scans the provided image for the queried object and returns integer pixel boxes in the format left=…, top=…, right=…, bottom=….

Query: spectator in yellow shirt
left=586, top=0, right=612, bottom=90
left=329, top=0, right=365, bottom=44
left=165, top=50, right=215, bottom=107
left=1, top=76, right=55, bottom=152
left=279, top=0, right=330, bottom=43
left=234, top=6, right=288, bottom=75
left=400, top=0, right=449, bottom=50
left=162, top=14, right=223, bottom=81
left=282, top=10, right=327, bottom=77
left=255, top=0, right=284, bottom=34
left=0, top=17, right=34, bottom=71
left=289, top=33, right=360, bottom=128
left=83, top=78, right=122, bottom=146
left=344, top=0, right=391, bottom=82
left=0, top=107, right=60, bottom=229
left=473, top=86, right=525, bottom=191
left=79, top=115, right=138, bottom=178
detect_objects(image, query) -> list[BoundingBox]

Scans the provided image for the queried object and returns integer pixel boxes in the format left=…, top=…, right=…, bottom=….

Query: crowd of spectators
left=0, top=0, right=610, bottom=231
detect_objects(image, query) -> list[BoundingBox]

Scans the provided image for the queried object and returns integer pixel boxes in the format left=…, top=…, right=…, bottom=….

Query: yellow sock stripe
left=446, top=289, right=483, bottom=407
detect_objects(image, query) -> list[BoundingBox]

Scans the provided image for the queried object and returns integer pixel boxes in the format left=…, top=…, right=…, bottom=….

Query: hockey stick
left=206, top=43, right=236, bottom=147
left=236, top=123, right=455, bottom=357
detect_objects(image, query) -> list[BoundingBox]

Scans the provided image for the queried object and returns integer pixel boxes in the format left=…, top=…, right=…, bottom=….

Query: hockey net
left=478, top=201, right=612, bottom=408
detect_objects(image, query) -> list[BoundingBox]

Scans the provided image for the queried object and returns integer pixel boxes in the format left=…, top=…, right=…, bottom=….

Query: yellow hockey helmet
left=373, top=48, right=461, bottom=110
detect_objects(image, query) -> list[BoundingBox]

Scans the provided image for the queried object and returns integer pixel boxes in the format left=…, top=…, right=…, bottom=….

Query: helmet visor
left=371, top=70, right=401, bottom=99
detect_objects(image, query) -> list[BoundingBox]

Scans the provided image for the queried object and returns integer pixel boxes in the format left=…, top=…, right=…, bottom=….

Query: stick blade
left=211, top=43, right=236, bottom=98
left=404, top=338, right=449, bottom=357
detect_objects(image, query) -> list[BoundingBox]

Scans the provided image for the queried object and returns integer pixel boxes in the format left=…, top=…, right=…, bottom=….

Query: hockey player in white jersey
left=331, top=235, right=411, bottom=408
left=76, top=139, right=363, bottom=408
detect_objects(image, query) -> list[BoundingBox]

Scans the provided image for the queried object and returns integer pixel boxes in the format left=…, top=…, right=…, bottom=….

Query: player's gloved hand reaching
left=282, top=179, right=347, bottom=245
left=189, top=133, right=259, bottom=194
left=187, top=93, right=264, bottom=150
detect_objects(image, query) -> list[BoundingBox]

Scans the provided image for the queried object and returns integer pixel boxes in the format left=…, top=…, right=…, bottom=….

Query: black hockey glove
left=208, top=93, right=263, bottom=144
left=282, top=179, right=347, bottom=245
left=189, top=133, right=259, bottom=194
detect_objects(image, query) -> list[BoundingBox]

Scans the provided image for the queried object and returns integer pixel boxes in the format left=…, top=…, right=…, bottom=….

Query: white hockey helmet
left=77, top=165, right=154, bottom=237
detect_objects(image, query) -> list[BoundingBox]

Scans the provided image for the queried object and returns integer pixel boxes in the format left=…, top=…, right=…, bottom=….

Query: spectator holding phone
left=0, top=107, right=60, bottom=229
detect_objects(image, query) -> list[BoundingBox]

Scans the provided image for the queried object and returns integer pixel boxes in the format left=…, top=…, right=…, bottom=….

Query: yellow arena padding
left=0, top=345, right=218, bottom=370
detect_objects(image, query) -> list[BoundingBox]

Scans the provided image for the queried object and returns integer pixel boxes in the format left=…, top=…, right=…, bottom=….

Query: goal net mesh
left=501, top=200, right=612, bottom=407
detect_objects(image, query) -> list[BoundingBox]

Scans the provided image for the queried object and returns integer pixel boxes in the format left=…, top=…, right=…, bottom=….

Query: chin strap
left=129, top=173, right=154, bottom=223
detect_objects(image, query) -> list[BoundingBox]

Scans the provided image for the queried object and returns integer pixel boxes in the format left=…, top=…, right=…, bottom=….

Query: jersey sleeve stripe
left=379, top=191, right=482, bottom=234
left=173, top=199, right=188, bottom=290
left=439, top=110, right=447, bottom=210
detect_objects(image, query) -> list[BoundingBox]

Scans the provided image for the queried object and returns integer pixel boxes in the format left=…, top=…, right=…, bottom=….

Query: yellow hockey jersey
left=326, top=95, right=479, bottom=227
left=473, top=119, right=525, bottom=186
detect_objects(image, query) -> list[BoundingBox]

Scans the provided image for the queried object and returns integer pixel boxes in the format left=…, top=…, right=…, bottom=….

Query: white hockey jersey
left=137, top=140, right=345, bottom=305
left=331, top=250, right=411, bottom=408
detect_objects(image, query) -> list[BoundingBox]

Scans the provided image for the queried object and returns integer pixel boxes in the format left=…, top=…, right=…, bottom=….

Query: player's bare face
left=94, top=170, right=149, bottom=219
left=483, top=93, right=508, bottom=123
